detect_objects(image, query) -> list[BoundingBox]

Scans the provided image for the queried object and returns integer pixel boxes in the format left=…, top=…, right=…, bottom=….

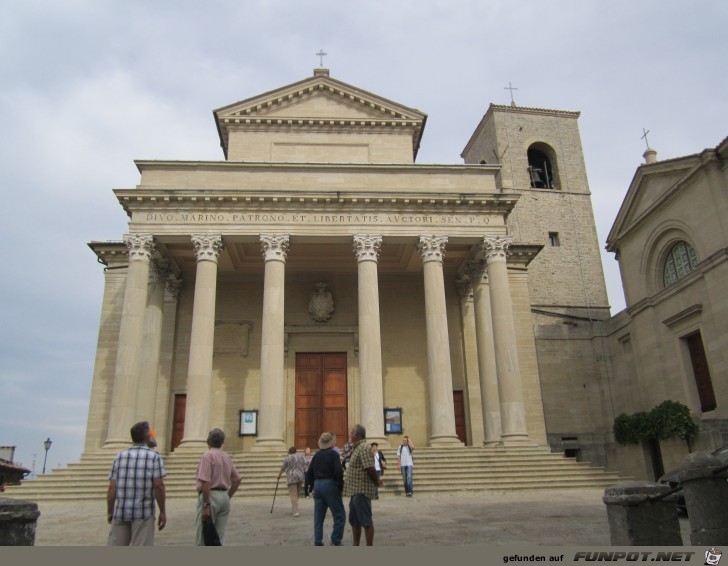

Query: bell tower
left=462, top=103, right=610, bottom=320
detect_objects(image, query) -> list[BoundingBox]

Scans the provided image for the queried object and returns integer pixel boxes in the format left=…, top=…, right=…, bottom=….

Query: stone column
left=455, top=275, right=483, bottom=446
left=153, top=275, right=181, bottom=452
left=105, top=233, right=155, bottom=448
left=353, top=234, right=388, bottom=446
left=179, top=233, right=223, bottom=450
left=417, top=235, right=462, bottom=447
left=253, top=234, right=289, bottom=451
left=468, top=260, right=502, bottom=446
left=482, top=236, right=531, bottom=445
left=136, top=261, right=168, bottom=423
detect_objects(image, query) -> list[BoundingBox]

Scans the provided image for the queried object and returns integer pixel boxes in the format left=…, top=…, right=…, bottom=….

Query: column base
left=251, top=438, right=287, bottom=452
left=428, top=435, right=464, bottom=447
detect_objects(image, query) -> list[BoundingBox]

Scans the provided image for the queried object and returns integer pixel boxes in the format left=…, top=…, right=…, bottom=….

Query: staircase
left=3, top=446, right=629, bottom=502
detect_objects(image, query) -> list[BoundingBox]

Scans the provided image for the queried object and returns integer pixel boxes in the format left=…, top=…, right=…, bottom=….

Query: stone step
left=4, top=446, right=631, bottom=502
left=4, top=479, right=622, bottom=502
left=9, top=467, right=622, bottom=488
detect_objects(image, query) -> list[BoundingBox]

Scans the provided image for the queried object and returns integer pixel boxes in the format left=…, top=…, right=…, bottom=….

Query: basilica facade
left=86, top=68, right=724, bottom=480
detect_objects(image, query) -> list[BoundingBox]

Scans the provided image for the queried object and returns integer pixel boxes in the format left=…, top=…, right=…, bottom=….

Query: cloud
left=1, top=0, right=726, bottom=470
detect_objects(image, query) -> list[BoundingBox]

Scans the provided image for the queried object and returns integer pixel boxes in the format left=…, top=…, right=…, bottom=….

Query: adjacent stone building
left=604, top=138, right=728, bottom=479
left=82, top=67, right=727, bottom=479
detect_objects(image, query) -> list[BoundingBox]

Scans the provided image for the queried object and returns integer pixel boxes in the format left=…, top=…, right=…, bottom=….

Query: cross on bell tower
left=504, top=82, right=519, bottom=106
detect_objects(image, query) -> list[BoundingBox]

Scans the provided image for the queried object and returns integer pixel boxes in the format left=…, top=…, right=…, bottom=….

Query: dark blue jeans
left=400, top=465, right=413, bottom=494
left=312, top=479, right=346, bottom=546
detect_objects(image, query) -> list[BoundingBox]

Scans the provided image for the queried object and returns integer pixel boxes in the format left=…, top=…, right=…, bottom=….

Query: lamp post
left=42, top=438, right=52, bottom=474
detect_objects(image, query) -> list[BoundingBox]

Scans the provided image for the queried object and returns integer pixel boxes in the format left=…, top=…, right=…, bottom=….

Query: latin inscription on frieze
left=141, top=212, right=491, bottom=225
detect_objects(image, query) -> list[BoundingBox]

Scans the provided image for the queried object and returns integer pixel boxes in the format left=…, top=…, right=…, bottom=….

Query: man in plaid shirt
left=107, top=421, right=167, bottom=545
left=343, top=424, right=383, bottom=546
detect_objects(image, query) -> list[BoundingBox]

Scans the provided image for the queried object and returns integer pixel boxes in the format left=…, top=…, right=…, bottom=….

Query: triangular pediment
left=607, top=155, right=701, bottom=251
left=252, top=92, right=385, bottom=121
left=214, top=70, right=427, bottom=158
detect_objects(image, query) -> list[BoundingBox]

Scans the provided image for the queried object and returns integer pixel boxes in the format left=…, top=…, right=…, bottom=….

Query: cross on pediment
left=316, top=49, right=327, bottom=67
left=641, top=128, right=651, bottom=149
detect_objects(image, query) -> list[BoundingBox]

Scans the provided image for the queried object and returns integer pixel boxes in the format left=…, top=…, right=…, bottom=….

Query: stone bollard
left=679, top=451, right=728, bottom=545
left=603, top=482, right=682, bottom=545
left=0, top=497, right=41, bottom=545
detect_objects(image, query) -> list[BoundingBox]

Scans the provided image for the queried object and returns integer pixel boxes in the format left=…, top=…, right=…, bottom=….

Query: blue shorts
left=348, top=493, right=373, bottom=528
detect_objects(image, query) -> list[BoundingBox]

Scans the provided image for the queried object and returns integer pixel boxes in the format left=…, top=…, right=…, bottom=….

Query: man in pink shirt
left=195, top=428, right=241, bottom=545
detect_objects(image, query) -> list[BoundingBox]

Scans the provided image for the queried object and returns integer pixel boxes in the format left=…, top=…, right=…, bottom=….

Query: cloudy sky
left=1, top=1, right=725, bottom=472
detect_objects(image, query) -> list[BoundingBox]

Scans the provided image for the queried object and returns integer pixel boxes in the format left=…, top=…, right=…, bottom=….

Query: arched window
left=663, top=241, right=699, bottom=287
left=527, top=143, right=558, bottom=189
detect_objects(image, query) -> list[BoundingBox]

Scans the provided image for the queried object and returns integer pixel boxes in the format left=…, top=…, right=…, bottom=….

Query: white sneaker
left=293, top=512, right=300, bottom=517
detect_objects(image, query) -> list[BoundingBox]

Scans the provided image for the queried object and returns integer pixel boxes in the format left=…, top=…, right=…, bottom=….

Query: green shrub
left=613, top=401, right=697, bottom=445
left=652, top=400, right=698, bottom=441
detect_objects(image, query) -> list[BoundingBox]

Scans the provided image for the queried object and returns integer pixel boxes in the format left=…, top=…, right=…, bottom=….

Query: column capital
left=191, top=233, right=223, bottom=263
left=260, top=234, right=290, bottom=262
left=467, top=259, right=488, bottom=284
left=455, top=275, right=474, bottom=300
left=353, top=234, right=382, bottom=262
left=417, top=235, right=448, bottom=263
left=164, top=275, right=182, bottom=302
left=123, top=233, right=155, bottom=262
left=148, top=260, right=169, bottom=285
left=482, top=235, right=512, bottom=264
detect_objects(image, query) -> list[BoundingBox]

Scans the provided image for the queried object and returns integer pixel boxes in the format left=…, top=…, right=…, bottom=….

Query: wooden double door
left=295, top=353, right=348, bottom=450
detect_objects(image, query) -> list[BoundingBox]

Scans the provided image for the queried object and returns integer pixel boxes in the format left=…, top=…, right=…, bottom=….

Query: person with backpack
left=396, top=435, right=415, bottom=496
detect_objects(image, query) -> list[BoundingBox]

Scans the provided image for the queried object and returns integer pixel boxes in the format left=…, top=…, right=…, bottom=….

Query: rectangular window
left=548, top=232, right=560, bottom=247
left=684, top=332, right=716, bottom=412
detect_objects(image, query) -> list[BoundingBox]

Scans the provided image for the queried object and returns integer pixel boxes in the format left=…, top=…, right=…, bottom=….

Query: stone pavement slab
left=26, top=488, right=690, bottom=546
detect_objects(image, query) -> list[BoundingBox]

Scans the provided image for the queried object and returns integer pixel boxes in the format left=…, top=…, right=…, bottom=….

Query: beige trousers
left=107, top=515, right=155, bottom=546
left=287, top=481, right=302, bottom=514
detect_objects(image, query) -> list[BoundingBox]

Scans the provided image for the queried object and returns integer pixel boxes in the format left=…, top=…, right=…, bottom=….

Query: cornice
left=505, top=244, right=543, bottom=266
left=88, top=241, right=128, bottom=267
left=113, top=188, right=520, bottom=217
left=487, top=103, right=580, bottom=118
left=134, top=160, right=500, bottom=175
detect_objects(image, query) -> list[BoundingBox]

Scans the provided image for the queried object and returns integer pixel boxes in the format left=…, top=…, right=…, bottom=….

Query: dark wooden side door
left=171, top=394, right=186, bottom=451
left=685, top=332, right=717, bottom=412
left=296, top=353, right=347, bottom=449
left=453, top=390, right=467, bottom=444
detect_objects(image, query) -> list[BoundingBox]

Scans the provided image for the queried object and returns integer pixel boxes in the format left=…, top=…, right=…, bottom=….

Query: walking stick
left=270, top=476, right=281, bottom=513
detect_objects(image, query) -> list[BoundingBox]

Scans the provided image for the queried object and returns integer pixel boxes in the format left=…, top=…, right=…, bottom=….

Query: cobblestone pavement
left=27, top=488, right=690, bottom=546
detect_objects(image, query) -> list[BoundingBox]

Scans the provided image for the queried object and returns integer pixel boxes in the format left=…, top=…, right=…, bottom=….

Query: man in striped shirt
left=195, top=428, right=241, bottom=545
left=107, top=421, right=167, bottom=546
